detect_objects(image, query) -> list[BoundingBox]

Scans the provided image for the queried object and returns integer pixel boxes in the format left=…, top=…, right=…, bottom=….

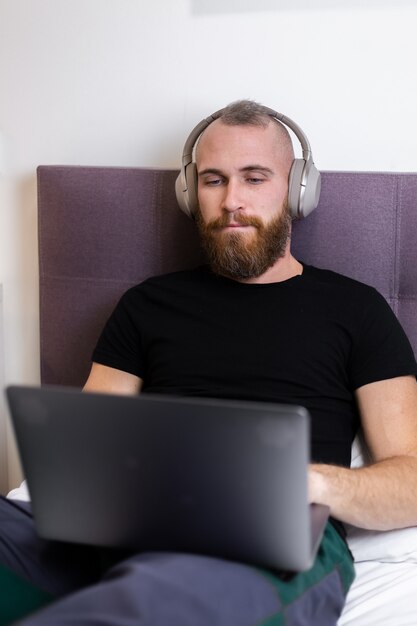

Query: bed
left=9, top=165, right=417, bottom=624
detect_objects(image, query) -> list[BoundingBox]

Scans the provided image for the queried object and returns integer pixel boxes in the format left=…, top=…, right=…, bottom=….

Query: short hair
left=219, top=100, right=273, bottom=128
left=216, top=99, right=294, bottom=162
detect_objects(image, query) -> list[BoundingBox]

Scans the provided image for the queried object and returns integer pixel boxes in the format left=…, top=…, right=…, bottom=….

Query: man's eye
left=205, top=178, right=222, bottom=186
left=247, top=177, right=264, bottom=184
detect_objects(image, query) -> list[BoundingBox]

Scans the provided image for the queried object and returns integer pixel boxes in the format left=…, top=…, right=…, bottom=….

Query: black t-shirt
left=93, top=264, right=417, bottom=468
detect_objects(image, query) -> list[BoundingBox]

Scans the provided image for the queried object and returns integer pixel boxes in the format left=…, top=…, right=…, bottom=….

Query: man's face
left=195, top=120, right=292, bottom=280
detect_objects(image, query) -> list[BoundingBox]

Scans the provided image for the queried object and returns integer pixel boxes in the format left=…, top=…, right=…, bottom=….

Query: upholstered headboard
left=37, top=167, right=417, bottom=387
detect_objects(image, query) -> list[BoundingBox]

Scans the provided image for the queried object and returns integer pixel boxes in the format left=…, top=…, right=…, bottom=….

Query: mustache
left=205, top=213, right=263, bottom=231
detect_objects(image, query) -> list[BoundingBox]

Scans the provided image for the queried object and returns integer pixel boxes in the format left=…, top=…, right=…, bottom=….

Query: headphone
left=175, top=106, right=321, bottom=220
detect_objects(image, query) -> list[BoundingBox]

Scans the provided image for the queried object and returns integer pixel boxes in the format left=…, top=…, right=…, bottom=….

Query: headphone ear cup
left=300, top=161, right=321, bottom=219
left=288, top=159, right=321, bottom=219
left=288, top=159, right=305, bottom=219
left=175, top=163, right=198, bottom=219
left=175, top=171, right=189, bottom=216
left=175, top=162, right=198, bottom=219
left=185, top=162, right=198, bottom=218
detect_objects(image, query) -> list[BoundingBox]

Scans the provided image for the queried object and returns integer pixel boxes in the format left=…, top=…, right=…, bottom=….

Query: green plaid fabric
left=0, top=564, right=54, bottom=625
left=257, top=522, right=355, bottom=625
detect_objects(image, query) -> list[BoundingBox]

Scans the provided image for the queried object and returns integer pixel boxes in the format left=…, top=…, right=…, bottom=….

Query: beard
left=196, top=203, right=292, bottom=281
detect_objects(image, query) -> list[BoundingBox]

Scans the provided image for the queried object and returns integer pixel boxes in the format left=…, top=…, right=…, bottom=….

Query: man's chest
left=140, top=294, right=353, bottom=398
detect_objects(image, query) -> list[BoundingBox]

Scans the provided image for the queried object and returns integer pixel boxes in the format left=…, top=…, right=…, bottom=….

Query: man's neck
left=237, top=252, right=303, bottom=285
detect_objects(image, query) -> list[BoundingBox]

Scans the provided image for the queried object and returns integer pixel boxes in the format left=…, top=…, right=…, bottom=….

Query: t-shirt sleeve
left=349, top=288, right=417, bottom=390
left=92, top=287, right=145, bottom=378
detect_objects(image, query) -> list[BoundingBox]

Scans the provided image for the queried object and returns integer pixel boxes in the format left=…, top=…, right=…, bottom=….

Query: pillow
left=6, top=479, right=30, bottom=502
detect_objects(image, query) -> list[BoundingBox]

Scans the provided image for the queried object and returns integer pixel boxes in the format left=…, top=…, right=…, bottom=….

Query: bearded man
left=1, top=100, right=416, bottom=626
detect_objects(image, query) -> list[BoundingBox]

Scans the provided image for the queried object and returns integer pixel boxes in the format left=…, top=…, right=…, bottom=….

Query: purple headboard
left=37, top=166, right=417, bottom=387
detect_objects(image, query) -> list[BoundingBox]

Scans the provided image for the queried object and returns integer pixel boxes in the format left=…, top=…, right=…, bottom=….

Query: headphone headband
left=175, top=106, right=321, bottom=220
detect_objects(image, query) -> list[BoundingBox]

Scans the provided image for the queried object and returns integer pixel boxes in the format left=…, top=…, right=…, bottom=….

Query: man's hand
left=308, top=456, right=417, bottom=531
left=307, top=375, right=417, bottom=531
left=308, top=464, right=330, bottom=508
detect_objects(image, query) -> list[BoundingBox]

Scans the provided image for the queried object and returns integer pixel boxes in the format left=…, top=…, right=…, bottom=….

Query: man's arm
left=83, top=362, right=143, bottom=395
left=309, top=375, right=417, bottom=531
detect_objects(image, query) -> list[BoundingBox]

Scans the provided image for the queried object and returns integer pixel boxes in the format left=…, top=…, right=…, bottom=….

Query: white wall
left=1, top=0, right=417, bottom=489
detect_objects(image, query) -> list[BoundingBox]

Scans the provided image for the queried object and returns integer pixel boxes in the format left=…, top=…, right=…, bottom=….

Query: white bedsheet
left=339, top=558, right=417, bottom=625
left=7, top=479, right=30, bottom=501
left=338, top=436, right=417, bottom=625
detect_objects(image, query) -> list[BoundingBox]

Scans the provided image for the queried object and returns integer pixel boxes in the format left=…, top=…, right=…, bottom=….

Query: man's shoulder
left=303, top=264, right=380, bottom=296
left=301, top=265, right=392, bottom=317
left=122, top=266, right=208, bottom=298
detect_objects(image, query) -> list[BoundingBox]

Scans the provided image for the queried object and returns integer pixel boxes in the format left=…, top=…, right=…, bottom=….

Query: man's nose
left=222, top=180, right=244, bottom=213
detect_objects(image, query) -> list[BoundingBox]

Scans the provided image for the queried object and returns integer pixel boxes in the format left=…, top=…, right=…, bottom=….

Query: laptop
left=6, top=385, right=329, bottom=572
